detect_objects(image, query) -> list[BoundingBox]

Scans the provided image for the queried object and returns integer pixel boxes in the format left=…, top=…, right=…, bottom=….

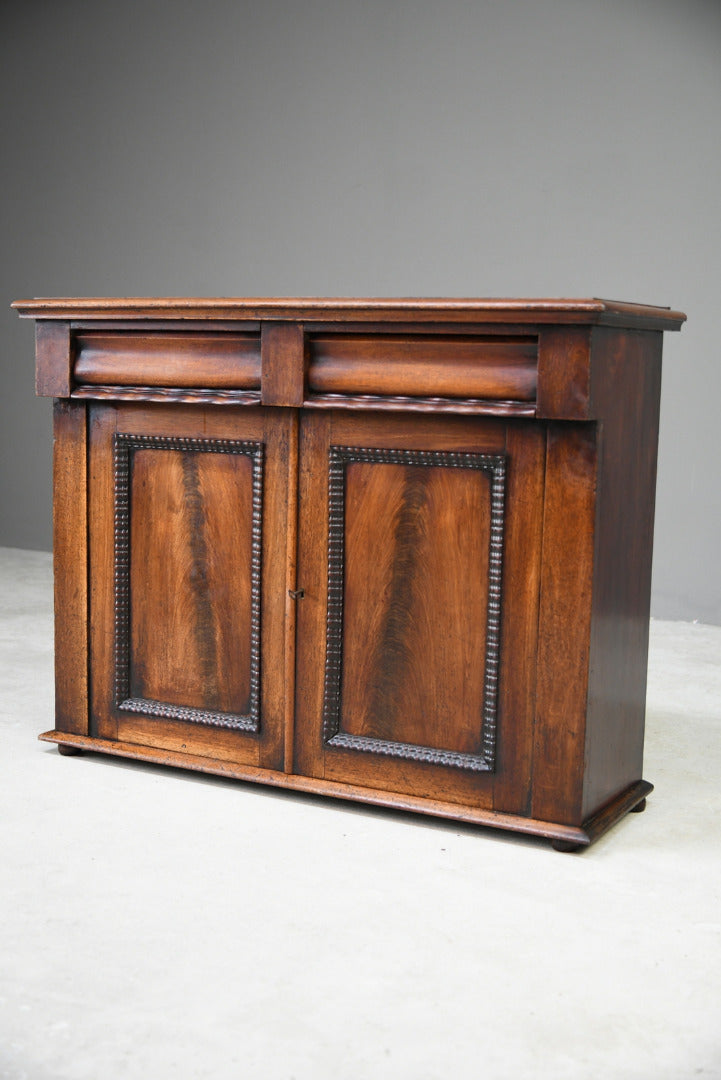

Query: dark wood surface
left=532, top=423, right=599, bottom=825
left=36, top=321, right=72, bottom=397
left=303, top=393, right=536, bottom=417
left=74, top=331, right=261, bottom=389
left=491, top=423, right=545, bottom=816
left=71, top=385, right=262, bottom=407
left=13, top=296, right=686, bottom=330
left=536, top=326, right=592, bottom=419
left=581, top=328, right=664, bottom=818
left=19, top=297, right=686, bottom=848
left=307, top=333, right=537, bottom=400
left=38, top=730, right=653, bottom=850
left=293, top=410, right=544, bottom=811
left=87, top=403, right=291, bottom=771
left=261, top=322, right=306, bottom=406
left=128, top=442, right=256, bottom=715
left=338, top=457, right=491, bottom=753
left=52, top=400, right=89, bottom=734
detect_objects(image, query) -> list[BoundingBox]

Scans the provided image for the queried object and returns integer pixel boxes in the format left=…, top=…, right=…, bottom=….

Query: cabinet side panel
left=53, top=400, right=89, bottom=734
left=582, top=329, right=663, bottom=818
left=532, top=424, right=598, bottom=825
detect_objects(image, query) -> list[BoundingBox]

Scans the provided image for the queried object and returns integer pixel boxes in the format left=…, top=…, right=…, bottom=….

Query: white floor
left=1, top=547, right=720, bottom=1080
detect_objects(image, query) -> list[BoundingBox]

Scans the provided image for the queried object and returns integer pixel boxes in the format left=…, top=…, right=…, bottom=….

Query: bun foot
left=57, top=743, right=82, bottom=756
left=630, top=797, right=647, bottom=813
left=551, top=838, right=583, bottom=853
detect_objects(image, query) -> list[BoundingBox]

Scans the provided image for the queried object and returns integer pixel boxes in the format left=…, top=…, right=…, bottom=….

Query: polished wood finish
left=532, top=423, right=598, bottom=824
left=38, top=730, right=653, bottom=850
left=13, top=296, right=685, bottom=330
left=339, top=458, right=491, bottom=751
left=537, top=327, right=592, bottom=419
left=17, top=297, right=685, bottom=849
left=52, top=400, right=89, bottom=735
left=72, top=386, right=261, bottom=407
left=36, top=321, right=72, bottom=397
left=281, top=410, right=300, bottom=775
left=57, top=741, right=83, bottom=756
left=303, top=393, right=536, bottom=418
left=261, top=322, right=306, bottom=406
left=87, top=403, right=291, bottom=771
left=582, top=328, right=664, bottom=818
left=74, top=331, right=261, bottom=389
left=127, top=442, right=256, bottom=715
left=307, top=333, right=537, bottom=401
left=293, top=410, right=544, bottom=812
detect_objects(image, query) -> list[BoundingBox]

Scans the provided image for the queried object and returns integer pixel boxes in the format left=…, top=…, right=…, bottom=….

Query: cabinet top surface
left=12, top=296, right=685, bottom=329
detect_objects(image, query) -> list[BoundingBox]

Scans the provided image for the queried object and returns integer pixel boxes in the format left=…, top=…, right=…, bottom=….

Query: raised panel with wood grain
left=119, top=434, right=262, bottom=727
left=326, top=448, right=502, bottom=767
left=293, top=410, right=545, bottom=811
left=88, top=402, right=292, bottom=770
left=15, top=297, right=685, bottom=849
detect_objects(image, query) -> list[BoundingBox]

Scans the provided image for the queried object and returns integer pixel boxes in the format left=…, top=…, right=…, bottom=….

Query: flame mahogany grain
left=17, top=297, right=685, bottom=849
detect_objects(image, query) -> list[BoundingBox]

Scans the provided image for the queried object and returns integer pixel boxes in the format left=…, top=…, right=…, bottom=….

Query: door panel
left=294, top=411, right=545, bottom=811
left=89, top=402, right=292, bottom=769
left=327, top=447, right=502, bottom=769
left=121, top=435, right=260, bottom=726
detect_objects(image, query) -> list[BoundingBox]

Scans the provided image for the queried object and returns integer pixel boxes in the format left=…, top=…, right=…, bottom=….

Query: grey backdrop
left=2, top=0, right=719, bottom=623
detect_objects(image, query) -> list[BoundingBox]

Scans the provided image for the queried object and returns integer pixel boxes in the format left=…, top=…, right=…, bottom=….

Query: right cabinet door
left=294, top=410, right=546, bottom=814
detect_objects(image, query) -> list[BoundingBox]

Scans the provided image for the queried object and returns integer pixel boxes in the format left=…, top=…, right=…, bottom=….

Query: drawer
left=73, top=331, right=261, bottom=389
left=307, top=333, right=538, bottom=402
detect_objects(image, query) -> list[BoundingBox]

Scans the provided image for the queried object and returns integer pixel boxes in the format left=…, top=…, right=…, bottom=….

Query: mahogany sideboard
left=13, top=297, right=686, bottom=850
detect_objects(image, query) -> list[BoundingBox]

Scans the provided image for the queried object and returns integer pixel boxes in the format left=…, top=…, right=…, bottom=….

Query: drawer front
left=307, top=333, right=538, bottom=402
left=74, top=331, right=261, bottom=389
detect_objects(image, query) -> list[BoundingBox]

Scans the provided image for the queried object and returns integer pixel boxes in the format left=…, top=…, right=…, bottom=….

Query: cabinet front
left=293, top=410, right=546, bottom=813
left=88, top=402, right=293, bottom=770
left=85, top=399, right=546, bottom=814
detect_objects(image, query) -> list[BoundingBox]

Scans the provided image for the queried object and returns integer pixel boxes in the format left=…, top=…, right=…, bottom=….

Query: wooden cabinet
left=13, top=297, right=685, bottom=850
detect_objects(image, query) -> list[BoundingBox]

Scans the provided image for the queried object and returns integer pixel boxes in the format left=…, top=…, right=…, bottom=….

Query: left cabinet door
left=87, top=402, right=295, bottom=770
